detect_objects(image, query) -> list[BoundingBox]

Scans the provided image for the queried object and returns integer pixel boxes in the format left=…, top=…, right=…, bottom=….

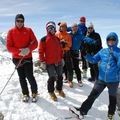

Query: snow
left=0, top=52, right=119, bottom=120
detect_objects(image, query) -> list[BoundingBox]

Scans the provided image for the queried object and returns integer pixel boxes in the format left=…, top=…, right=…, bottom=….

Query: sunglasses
left=88, top=27, right=93, bottom=29
left=108, top=38, right=115, bottom=41
left=47, top=25, right=55, bottom=31
left=72, top=26, right=78, bottom=29
left=80, top=20, right=85, bottom=22
left=16, top=20, right=24, bottom=23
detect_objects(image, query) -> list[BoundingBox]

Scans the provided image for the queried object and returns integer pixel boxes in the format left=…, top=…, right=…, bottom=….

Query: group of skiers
left=6, top=14, right=120, bottom=120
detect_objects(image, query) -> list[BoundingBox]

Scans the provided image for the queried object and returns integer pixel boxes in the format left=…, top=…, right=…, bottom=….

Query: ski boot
left=32, top=93, right=38, bottom=102
left=22, top=94, right=30, bottom=102
left=107, top=114, right=114, bottom=120
left=68, top=81, right=74, bottom=88
left=78, top=80, right=83, bottom=87
left=69, top=106, right=84, bottom=119
left=58, top=90, right=65, bottom=98
left=49, top=92, right=57, bottom=101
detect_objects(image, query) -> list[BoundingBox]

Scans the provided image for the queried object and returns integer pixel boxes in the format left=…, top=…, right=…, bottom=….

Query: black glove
left=61, top=39, right=66, bottom=48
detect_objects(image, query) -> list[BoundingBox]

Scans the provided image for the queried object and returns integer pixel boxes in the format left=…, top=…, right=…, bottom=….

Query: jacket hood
left=106, top=32, right=118, bottom=48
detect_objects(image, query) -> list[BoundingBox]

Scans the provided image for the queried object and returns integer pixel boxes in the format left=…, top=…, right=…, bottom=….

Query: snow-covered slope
left=0, top=53, right=119, bottom=120
left=0, top=32, right=7, bottom=51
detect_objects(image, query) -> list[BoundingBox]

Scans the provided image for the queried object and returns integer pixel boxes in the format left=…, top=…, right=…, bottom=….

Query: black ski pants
left=63, top=51, right=73, bottom=81
left=13, top=58, right=38, bottom=95
left=80, top=80, right=119, bottom=115
left=71, top=50, right=81, bottom=81
left=88, top=63, right=99, bottom=81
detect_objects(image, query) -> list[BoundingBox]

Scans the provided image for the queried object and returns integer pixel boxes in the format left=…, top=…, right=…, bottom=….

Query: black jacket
left=81, top=31, right=102, bottom=55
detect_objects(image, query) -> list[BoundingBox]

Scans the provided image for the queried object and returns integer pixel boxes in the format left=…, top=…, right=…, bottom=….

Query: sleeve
left=28, top=28, right=38, bottom=51
left=38, top=38, right=46, bottom=62
left=84, top=51, right=101, bottom=64
left=83, top=37, right=96, bottom=45
left=67, top=27, right=72, bottom=32
left=95, top=33, right=102, bottom=50
left=117, top=52, right=120, bottom=69
left=6, top=30, right=20, bottom=54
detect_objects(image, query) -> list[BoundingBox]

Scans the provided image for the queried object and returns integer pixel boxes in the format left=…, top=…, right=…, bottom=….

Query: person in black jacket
left=83, top=22, right=102, bottom=81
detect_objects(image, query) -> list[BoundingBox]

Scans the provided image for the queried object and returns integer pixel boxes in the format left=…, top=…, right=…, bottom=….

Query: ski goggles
left=47, top=25, right=55, bottom=32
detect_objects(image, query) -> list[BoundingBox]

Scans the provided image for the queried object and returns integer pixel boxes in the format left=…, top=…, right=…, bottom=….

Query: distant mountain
left=0, top=32, right=7, bottom=51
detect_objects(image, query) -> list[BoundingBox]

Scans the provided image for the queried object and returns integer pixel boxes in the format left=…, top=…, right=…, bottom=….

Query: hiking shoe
left=49, top=92, right=57, bottom=101
left=78, top=80, right=83, bottom=87
left=22, top=94, right=30, bottom=102
left=58, top=90, right=65, bottom=98
left=32, top=93, right=38, bottom=102
left=107, top=114, right=114, bottom=120
left=68, top=81, right=73, bottom=88
left=69, top=106, right=84, bottom=119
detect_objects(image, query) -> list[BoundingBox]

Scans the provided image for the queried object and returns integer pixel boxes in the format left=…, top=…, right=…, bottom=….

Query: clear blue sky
left=0, top=0, right=120, bottom=41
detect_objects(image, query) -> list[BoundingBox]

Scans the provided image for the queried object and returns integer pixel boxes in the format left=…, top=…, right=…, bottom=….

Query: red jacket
left=39, top=33, right=63, bottom=64
left=7, top=26, right=38, bottom=58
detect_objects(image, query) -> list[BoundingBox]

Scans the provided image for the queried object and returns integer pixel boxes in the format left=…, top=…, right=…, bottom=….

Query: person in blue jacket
left=70, top=23, right=96, bottom=87
left=68, top=16, right=88, bottom=78
left=73, top=32, right=120, bottom=120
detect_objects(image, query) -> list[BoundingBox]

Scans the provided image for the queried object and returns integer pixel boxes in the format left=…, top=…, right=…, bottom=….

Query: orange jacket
left=7, top=26, right=38, bottom=58
left=56, top=31, right=72, bottom=51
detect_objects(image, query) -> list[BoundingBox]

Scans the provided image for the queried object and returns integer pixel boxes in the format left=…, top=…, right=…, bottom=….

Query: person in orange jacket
left=56, top=22, right=73, bottom=88
left=7, top=14, right=38, bottom=102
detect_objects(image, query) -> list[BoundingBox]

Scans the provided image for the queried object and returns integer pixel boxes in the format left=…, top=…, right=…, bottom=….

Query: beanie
left=88, top=22, right=94, bottom=28
left=46, top=21, right=56, bottom=29
left=80, top=16, right=86, bottom=21
left=15, top=14, right=25, bottom=21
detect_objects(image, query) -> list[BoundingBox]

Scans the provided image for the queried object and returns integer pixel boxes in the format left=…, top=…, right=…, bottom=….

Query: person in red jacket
left=7, top=14, right=38, bottom=102
left=39, top=21, right=65, bottom=101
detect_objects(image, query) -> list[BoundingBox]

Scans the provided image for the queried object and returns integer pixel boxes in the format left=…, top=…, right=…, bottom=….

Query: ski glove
left=61, top=39, right=66, bottom=48
left=19, top=48, right=30, bottom=56
left=40, top=61, right=46, bottom=70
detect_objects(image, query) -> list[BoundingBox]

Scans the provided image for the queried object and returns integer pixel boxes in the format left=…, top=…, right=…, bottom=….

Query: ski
left=69, top=106, right=84, bottom=120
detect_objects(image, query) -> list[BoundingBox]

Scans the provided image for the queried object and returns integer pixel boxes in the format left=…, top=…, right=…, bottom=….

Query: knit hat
left=46, top=21, right=56, bottom=29
left=15, top=14, right=25, bottom=21
left=88, top=22, right=94, bottom=28
left=80, top=16, right=86, bottom=21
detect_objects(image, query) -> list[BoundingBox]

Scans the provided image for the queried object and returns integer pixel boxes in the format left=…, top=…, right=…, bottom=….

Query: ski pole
left=0, top=40, right=34, bottom=95
left=0, top=56, right=24, bottom=95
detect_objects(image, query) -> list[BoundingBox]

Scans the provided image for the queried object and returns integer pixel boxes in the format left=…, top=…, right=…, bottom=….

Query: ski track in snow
left=0, top=53, right=119, bottom=120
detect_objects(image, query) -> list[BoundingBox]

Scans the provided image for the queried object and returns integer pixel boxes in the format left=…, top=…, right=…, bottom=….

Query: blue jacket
left=68, top=24, right=87, bottom=36
left=84, top=32, right=120, bottom=83
left=70, top=31, right=96, bottom=51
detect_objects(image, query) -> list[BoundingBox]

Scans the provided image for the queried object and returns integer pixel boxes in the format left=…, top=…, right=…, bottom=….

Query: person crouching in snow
left=39, top=21, right=65, bottom=101
left=73, top=32, right=120, bottom=120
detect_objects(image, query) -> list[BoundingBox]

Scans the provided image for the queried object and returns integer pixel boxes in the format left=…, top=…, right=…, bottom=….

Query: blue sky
left=0, top=0, right=120, bottom=42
